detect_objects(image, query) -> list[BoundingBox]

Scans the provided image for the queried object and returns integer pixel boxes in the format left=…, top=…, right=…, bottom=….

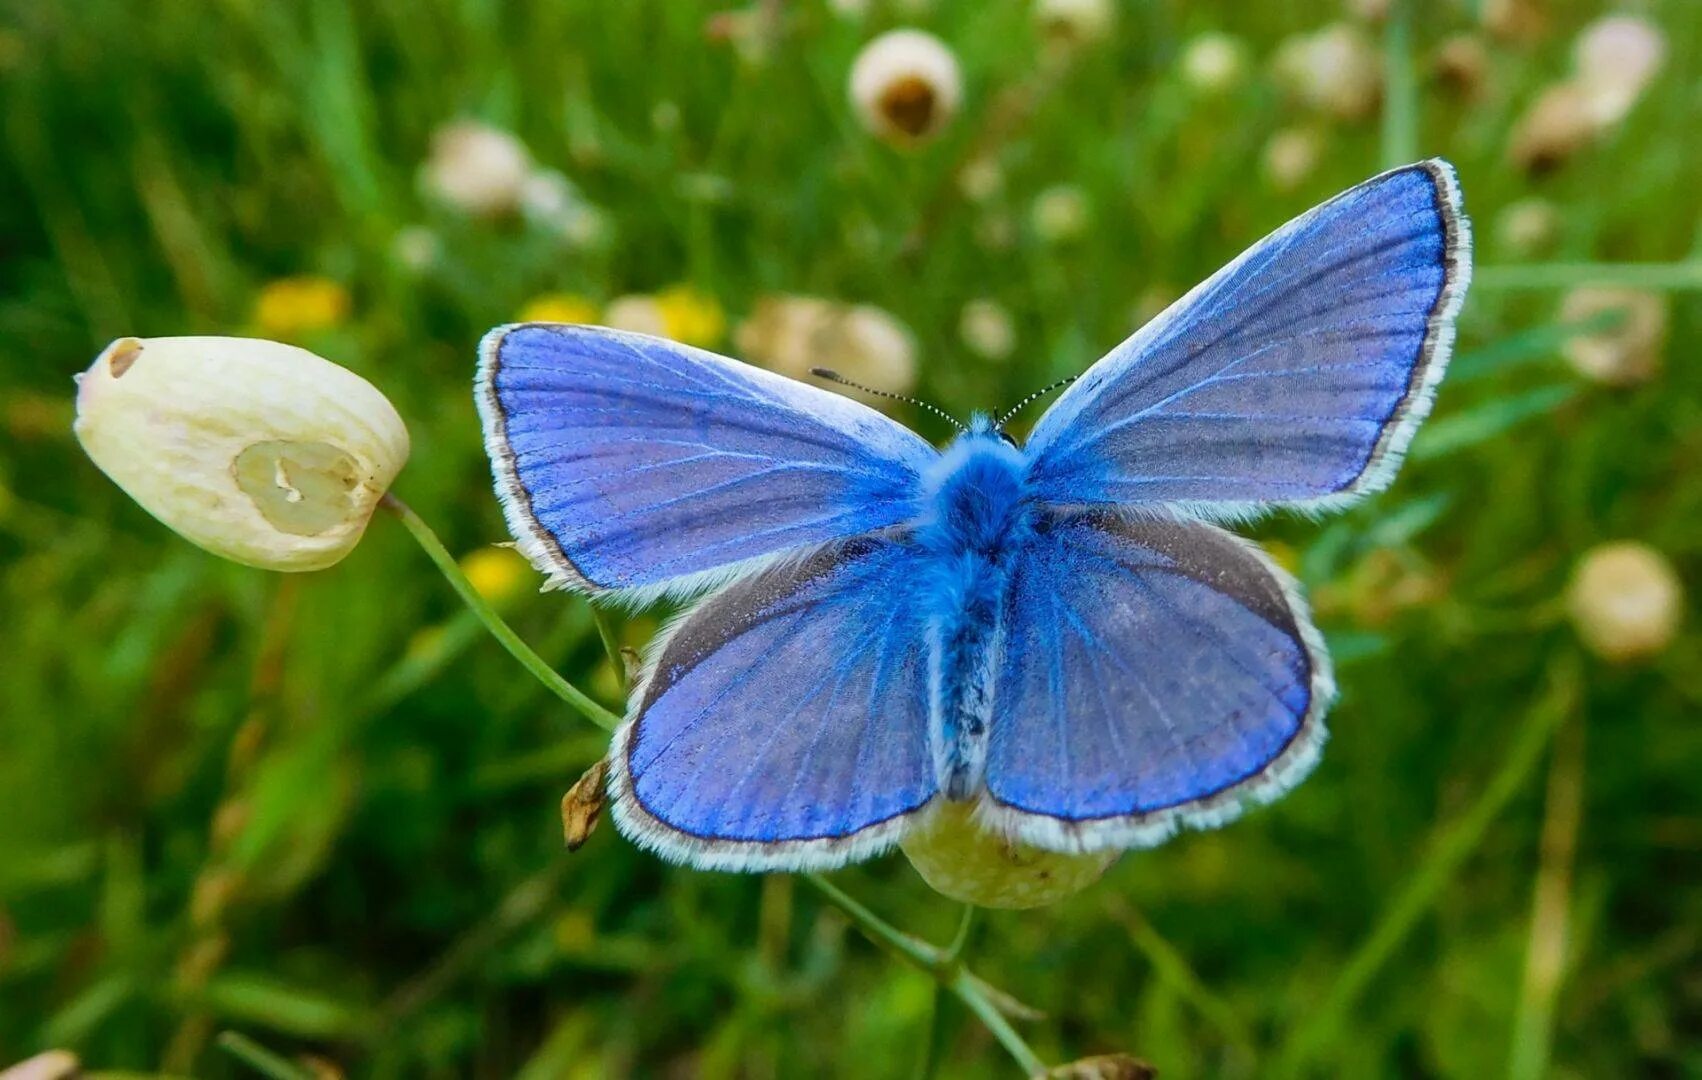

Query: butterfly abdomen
left=917, top=430, right=1035, bottom=799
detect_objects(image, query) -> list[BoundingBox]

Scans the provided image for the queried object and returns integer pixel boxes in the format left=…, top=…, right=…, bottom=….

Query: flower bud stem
left=380, top=493, right=620, bottom=732
left=805, top=874, right=1047, bottom=1076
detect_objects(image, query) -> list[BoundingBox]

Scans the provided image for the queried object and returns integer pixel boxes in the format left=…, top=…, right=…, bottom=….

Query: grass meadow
left=1, top=1, right=1699, bottom=1076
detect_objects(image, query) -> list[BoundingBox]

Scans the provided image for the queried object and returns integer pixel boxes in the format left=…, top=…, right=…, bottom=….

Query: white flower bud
left=1573, top=15, right=1665, bottom=127
left=959, top=299, right=1017, bottom=361
left=1559, top=287, right=1668, bottom=386
left=1508, top=82, right=1597, bottom=174
left=1272, top=23, right=1381, bottom=121
left=1263, top=127, right=1323, bottom=192
left=1493, top=197, right=1559, bottom=258
left=1035, top=0, right=1116, bottom=48
left=849, top=29, right=962, bottom=145
left=736, top=295, right=918, bottom=397
left=901, top=802, right=1116, bottom=909
left=1031, top=184, right=1090, bottom=244
left=1567, top=542, right=1683, bottom=663
left=74, top=337, right=408, bottom=572
left=603, top=294, right=670, bottom=338
left=1433, top=34, right=1491, bottom=99
left=1179, top=33, right=1248, bottom=95
left=420, top=120, right=533, bottom=218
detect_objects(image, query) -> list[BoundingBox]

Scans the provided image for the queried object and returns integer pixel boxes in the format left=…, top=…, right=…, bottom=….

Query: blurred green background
left=2, top=0, right=1698, bottom=1076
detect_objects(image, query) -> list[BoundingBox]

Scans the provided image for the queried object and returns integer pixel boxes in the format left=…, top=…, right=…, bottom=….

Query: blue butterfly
left=476, top=160, right=1471, bottom=872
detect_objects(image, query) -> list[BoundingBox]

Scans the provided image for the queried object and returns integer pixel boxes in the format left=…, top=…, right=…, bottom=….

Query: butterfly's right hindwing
left=978, top=512, right=1332, bottom=852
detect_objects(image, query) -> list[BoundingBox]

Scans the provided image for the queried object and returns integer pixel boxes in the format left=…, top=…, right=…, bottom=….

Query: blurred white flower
left=1508, top=82, right=1597, bottom=174
left=390, top=226, right=442, bottom=273
left=1262, top=127, right=1323, bottom=192
left=1493, top=197, right=1560, bottom=258
left=420, top=120, right=532, bottom=218
left=1432, top=33, right=1490, bottom=99
left=1034, top=0, right=1115, bottom=48
left=901, top=802, right=1116, bottom=909
left=1272, top=23, right=1381, bottom=121
left=957, top=156, right=1005, bottom=203
left=1031, top=184, right=1090, bottom=244
left=1573, top=14, right=1665, bottom=126
left=1480, top=0, right=1545, bottom=44
left=959, top=299, right=1017, bottom=361
left=737, top=295, right=917, bottom=397
left=519, top=168, right=610, bottom=248
left=75, top=337, right=408, bottom=572
left=603, top=295, right=671, bottom=338
left=1179, top=32, right=1248, bottom=95
left=1559, top=287, right=1668, bottom=386
left=849, top=29, right=963, bottom=145
left=1567, top=542, right=1684, bottom=662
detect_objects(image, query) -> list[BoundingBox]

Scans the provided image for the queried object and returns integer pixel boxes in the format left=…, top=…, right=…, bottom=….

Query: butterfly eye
left=997, top=430, right=1018, bottom=448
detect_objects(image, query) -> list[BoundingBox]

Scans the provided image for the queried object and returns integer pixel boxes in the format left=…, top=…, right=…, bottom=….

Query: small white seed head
left=420, top=120, right=533, bottom=218
left=1559, top=287, right=1668, bottom=386
left=1179, top=33, right=1248, bottom=95
left=959, top=300, right=1017, bottom=362
left=737, top=295, right=918, bottom=398
left=1567, top=542, right=1684, bottom=663
left=849, top=29, right=963, bottom=146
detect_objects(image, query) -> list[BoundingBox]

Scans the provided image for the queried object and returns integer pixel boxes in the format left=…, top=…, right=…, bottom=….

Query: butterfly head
left=923, top=417, right=1032, bottom=555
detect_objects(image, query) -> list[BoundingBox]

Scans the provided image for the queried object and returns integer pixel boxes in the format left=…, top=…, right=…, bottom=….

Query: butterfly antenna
left=995, top=374, right=1078, bottom=430
left=810, top=368, right=966, bottom=432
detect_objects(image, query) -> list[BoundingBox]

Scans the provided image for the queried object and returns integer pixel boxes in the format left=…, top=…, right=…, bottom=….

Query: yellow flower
left=518, top=293, right=600, bottom=325
left=75, top=336, right=408, bottom=572
left=254, top=276, right=351, bottom=337
left=655, top=285, right=727, bottom=347
left=901, top=802, right=1116, bottom=909
left=460, top=545, right=530, bottom=605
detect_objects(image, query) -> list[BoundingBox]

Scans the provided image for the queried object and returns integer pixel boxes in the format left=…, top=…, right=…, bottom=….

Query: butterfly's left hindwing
left=978, top=512, right=1332, bottom=853
left=1024, top=159, right=1470, bottom=516
left=609, top=535, right=939, bottom=871
left=478, top=324, right=937, bottom=599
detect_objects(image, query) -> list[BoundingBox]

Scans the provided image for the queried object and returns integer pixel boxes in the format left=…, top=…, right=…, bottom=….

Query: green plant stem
left=1274, top=657, right=1580, bottom=1076
left=1507, top=710, right=1586, bottom=1080
left=805, top=875, right=1047, bottom=1077
left=1381, top=0, right=1416, bottom=169
left=591, top=607, right=626, bottom=686
left=215, top=1031, right=316, bottom=1080
left=1474, top=262, right=1702, bottom=290
left=381, top=493, right=619, bottom=732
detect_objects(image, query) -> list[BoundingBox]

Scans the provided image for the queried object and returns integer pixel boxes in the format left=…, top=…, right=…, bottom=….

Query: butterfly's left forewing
left=980, top=512, right=1331, bottom=852
left=609, top=535, right=938, bottom=871
left=479, top=324, right=936, bottom=600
